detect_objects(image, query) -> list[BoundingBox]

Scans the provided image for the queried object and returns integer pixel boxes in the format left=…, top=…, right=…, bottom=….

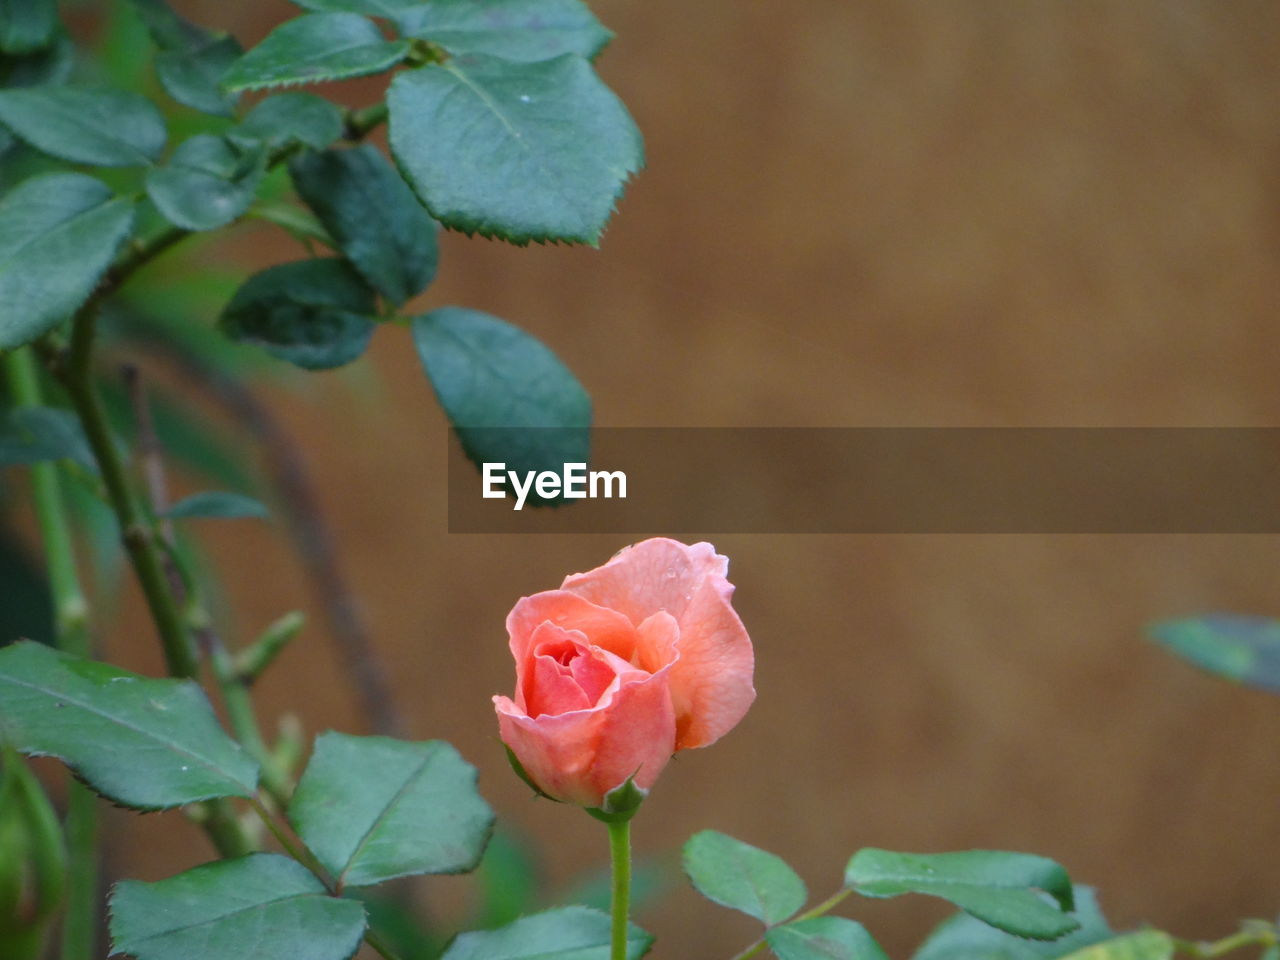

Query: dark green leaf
left=237, top=91, right=343, bottom=150
left=846, top=850, right=1079, bottom=941
left=1151, top=615, right=1280, bottom=694
left=682, top=830, right=807, bottom=926
left=290, top=144, right=438, bottom=305
left=914, top=887, right=1113, bottom=960
left=0, top=0, right=57, bottom=55
left=768, top=918, right=890, bottom=960
left=0, top=86, right=166, bottom=166
left=398, top=0, right=612, bottom=62
left=388, top=53, right=642, bottom=245
left=156, top=35, right=242, bottom=116
left=222, top=13, right=409, bottom=92
left=126, top=0, right=212, bottom=51
left=219, top=259, right=377, bottom=370
left=411, top=307, right=590, bottom=485
left=473, top=828, right=540, bottom=929
left=0, top=173, right=134, bottom=350
left=1055, top=932, right=1174, bottom=960
left=0, top=641, right=258, bottom=809
left=292, top=0, right=423, bottom=15
left=0, top=406, right=93, bottom=470
left=440, top=906, right=652, bottom=960
left=110, top=853, right=368, bottom=960
left=145, top=134, right=266, bottom=231
left=247, top=201, right=334, bottom=247
left=164, top=491, right=269, bottom=521
left=0, top=528, right=52, bottom=647
left=0, top=33, right=74, bottom=89
left=288, top=732, right=494, bottom=888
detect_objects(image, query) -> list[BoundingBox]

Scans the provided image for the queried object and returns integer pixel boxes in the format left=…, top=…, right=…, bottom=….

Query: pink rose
left=493, top=538, right=755, bottom=808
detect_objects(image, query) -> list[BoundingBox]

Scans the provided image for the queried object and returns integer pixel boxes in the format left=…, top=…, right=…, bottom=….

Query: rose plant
left=1, top=3, right=1278, bottom=960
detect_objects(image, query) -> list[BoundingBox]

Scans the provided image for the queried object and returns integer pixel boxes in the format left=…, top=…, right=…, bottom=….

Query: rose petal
left=494, top=667, right=675, bottom=807
left=507, top=591, right=638, bottom=665
left=666, top=576, right=755, bottom=750
left=561, top=539, right=728, bottom=628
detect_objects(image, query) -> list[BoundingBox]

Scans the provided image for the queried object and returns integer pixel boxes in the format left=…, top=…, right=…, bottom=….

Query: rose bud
left=494, top=538, right=755, bottom=809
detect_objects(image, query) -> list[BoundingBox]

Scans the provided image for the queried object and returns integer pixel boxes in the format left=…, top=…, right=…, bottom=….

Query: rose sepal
left=585, top=775, right=647, bottom=824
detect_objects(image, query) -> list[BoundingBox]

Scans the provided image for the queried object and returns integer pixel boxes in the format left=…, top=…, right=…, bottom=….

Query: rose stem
left=607, top=818, right=632, bottom=960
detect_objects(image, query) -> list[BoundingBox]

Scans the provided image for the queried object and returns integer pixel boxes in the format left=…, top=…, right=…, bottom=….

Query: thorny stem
left=3, top=348, right=99, bottom=960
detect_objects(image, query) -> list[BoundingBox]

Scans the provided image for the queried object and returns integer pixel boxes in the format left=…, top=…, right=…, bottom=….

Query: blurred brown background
left=102, top=1, right=1280, bottom=957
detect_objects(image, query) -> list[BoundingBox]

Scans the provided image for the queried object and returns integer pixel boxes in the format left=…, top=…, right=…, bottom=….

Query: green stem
left=208, top=631, right=290, bottom=804
left=363, top=928, right=404, bottom=960
left=1174, top=927, right=1278, bottom=959
left=607, top=819, right=632, bottom=960
left=3, top=348, right=100, bottom=960
left=725, top=886, right=854, bottom=960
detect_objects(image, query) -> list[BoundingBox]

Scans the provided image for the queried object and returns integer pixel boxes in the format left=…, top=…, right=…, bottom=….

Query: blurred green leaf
left=248, top=200, right=334, bottom=248
left=0, top=406, right=93, bottom=470
left=0, top=173, right=135, bottom=350
left=291, top=0, right=423, bottom=16
left=156, top=35, right=242, bottom=116
left=411, top=307, right=590, bottom=484
left=110, top=854, right=367, bottom=960
left=354, top=891, right=444, bottom=960
left=915, top=887, right=1113, bottom=960
left=220, top=258, right=377, bottom=370
left=0, top=86, right=166, bottom=166
left=1056, top=932, right=1174, bottom=960
left=288, top=732, right=494, bottom=888
left=0, top=33, right=74, bottom=89
left=0, top=745, right=66, bottom=956
left=126, top=0, right=213, bottom=51
left=237, top=90, right=343, bottom=150
left=683, top=830, right=806, bottom=926
left=389, top=53, right=641, bottom=245
left=0, top=0, right=58, bottom=55
left=473, top=828, right=540, bottom=928
left=441, top=906, right=652, bottom=960
left=1151, top=615, right=1280, bottom=694
left=0, top=527, right=52, bottom=646
left=397, top=0, right=612, bottom=62
left=290, top=144, right=438, bottom=305
left=768, top=918, right=890, bottom=960
left=165, top=491, right=269, bottom=521
left=145, top=133, right=266, bottom=230
left=846, top=850, right=1079, bottom=941
left=0, top=641, right=259, bottom=809
left=222, top=13, right=409, bottom=92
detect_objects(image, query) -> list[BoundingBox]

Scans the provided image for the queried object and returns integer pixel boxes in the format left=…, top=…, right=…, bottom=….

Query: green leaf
left=440, top=906, right=652, bottom=960
left=768, top=918, right=891, bottom=960
left=0, top=406, right=93, bottom=470
left=109, top=853, right=368, bottom=960
left=397, top=0, right=612, bottom=62
left=237, top=91, right=343, bottom=150
left=388, top=53, right=642, bottom=245
left=288, top=732, right=494, bottom=888
left=1151, top=615, right=1280, bottom=694
left=0, top=0, right=58, bottom=55
left=156, top=35, right=242, bottom=116
left=0, top=173, right=135, bottom=350
left=1055, top=932, right=1175, bottom=960
left=0, top=529, right=52, bottom=647
left=290, top=144, right=438, bottom=305
left=845, top=850, right=1079, bottom=941
left=164, top=491, right=269, bottom=521
left=0, top=86, right=166, bottom=166
left=915, top=887, right=1113, bottom=960
left=145, top=134, right=266, bottom=231
left=682, top=830, right=807, bottom=926
left=411, top=307, right=590, bottom=482
left=222, top=13, right=409, bottom=92
left=126, top=0, right=213, bottom=50
left=0, top=33, right=74, bottom=89
left=292, top=0, right=423, bottom=15
left=0, top=641, right=258, bottom=809
left=219, top=258, right=377, bottom=370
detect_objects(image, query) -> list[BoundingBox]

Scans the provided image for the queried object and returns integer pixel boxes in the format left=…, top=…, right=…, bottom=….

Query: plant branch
left=3, top=347, right=99, bottom=960
left=123, top=336, right=405, bottom=736
left=725, top=886, right=854, bottom=960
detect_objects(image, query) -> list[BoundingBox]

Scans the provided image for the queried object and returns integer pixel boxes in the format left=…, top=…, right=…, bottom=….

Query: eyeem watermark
left=483, top=462, right=628, bottom=511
